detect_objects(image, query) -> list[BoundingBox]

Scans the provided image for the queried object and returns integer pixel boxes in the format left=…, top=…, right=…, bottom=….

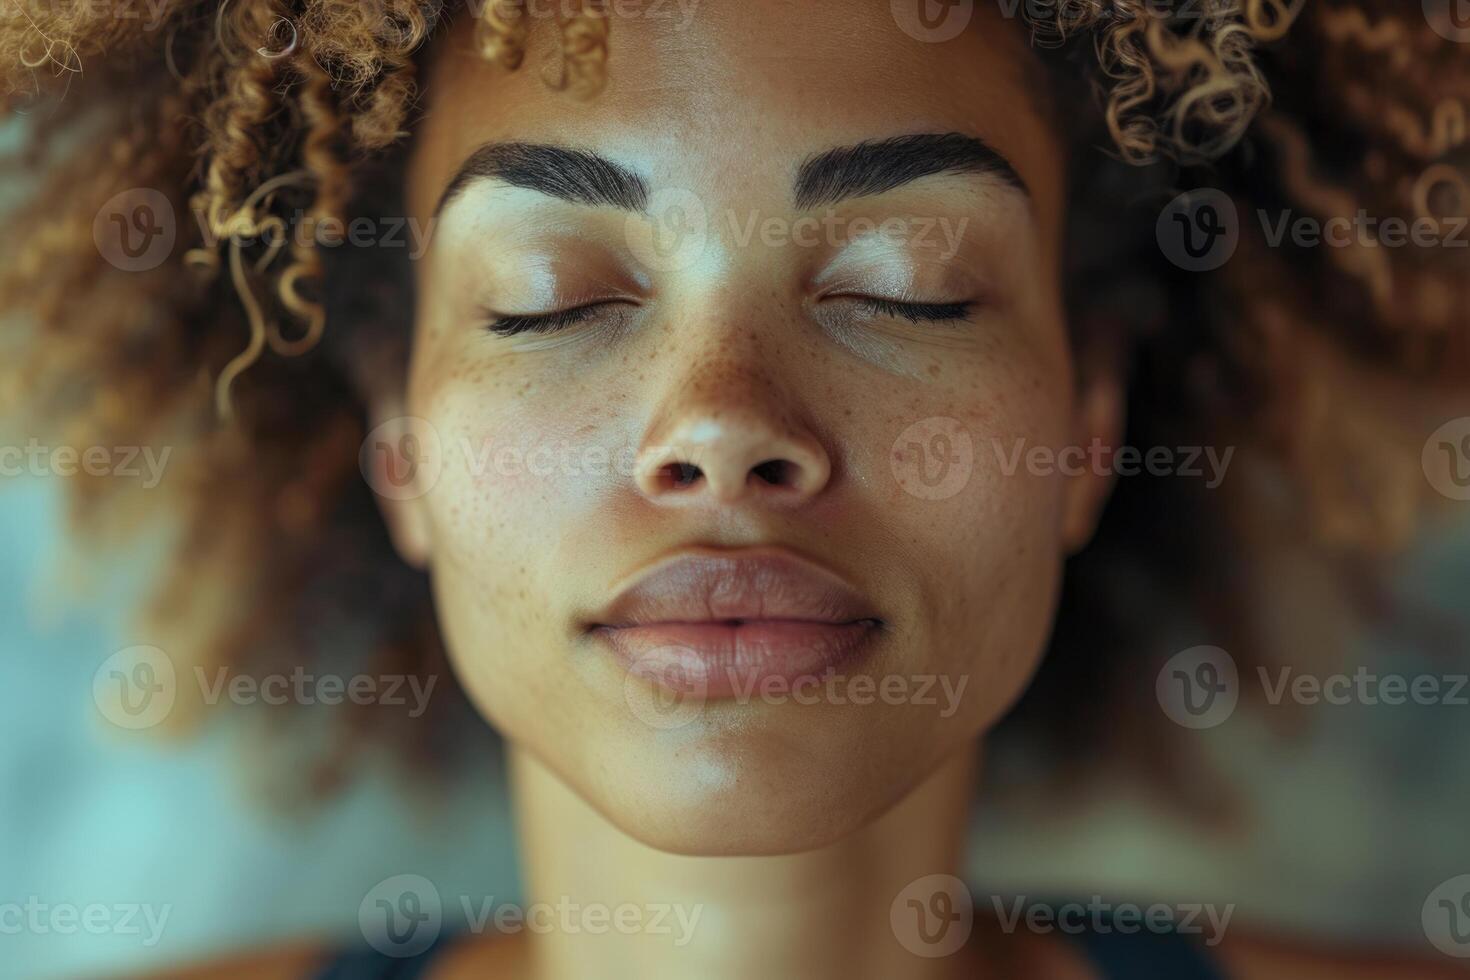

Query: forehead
left=408, top=1, right=1063, bottom=229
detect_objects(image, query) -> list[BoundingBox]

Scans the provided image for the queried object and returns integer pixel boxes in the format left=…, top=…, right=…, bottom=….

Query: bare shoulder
left=1217, top=931, right=1470, bottom=980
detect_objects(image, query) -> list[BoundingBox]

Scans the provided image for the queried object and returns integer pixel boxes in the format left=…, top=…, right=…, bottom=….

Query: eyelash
left=485, top=296, right=973, bottom=337
left=849, top=297, right=973, bottom=323
left=487, top=303, right=607, bottom=336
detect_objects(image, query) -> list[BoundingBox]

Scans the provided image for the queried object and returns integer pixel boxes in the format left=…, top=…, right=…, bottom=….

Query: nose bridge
left=634, top=330, right=831, bottom=506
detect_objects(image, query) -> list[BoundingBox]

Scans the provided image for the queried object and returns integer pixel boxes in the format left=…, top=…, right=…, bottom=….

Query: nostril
left=656, top=461, right=703, bottom=490
left=751, top=459, right=792, bottom=486
left=635, top=426, right=830, bottom=503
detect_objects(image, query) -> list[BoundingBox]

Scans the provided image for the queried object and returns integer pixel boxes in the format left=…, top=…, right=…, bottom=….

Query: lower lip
left=595, top=620, right=879, bottom=697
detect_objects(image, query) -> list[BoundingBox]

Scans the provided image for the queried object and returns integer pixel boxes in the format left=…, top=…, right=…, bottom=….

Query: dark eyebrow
left=793, top=132, right=1027, bottom=209
left=435, top=142, right=649, bottom=216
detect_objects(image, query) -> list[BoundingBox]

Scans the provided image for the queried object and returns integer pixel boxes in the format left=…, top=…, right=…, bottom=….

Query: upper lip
left=588, top=548, right=882, bottom=629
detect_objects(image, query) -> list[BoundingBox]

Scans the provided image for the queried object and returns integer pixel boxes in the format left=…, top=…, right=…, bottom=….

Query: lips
left=587, top=549, right=883, bottom=697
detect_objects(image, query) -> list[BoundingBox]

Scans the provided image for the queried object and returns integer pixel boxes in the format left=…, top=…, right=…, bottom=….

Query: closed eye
left=487, top=301, right=625, bottom=336
left=846, top=297, right=973, bottom=324
left=487, top=297, right=969, bottom=336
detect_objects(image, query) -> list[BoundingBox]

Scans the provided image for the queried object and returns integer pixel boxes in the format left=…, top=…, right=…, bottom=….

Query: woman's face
left=394, top=1, right=1112, bottom=854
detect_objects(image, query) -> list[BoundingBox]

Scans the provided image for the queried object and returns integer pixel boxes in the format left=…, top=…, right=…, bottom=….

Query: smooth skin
left=144, top=3, right=1465, bottom=978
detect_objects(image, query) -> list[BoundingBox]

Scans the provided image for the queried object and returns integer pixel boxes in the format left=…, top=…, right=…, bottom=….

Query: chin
left=573, top=713, right=950, bottom=856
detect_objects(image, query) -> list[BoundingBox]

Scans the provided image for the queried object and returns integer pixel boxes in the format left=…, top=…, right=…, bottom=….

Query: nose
left=634, top=367, right=832, bottom=506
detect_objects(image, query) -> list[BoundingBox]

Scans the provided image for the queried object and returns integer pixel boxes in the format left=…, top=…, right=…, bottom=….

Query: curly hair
left=2, top=0, right=1466, bottom=804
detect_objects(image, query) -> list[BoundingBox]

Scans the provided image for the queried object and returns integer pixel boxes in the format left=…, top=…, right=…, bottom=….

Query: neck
left=508, top=742, right=982, bottom=980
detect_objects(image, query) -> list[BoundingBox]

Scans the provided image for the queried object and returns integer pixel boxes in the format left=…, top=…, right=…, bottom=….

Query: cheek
left=876, top=333, right=1073, bottom=731
left=405, top=358, right=636, bottom=723
left=414, top=360, right=635, bottom=559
